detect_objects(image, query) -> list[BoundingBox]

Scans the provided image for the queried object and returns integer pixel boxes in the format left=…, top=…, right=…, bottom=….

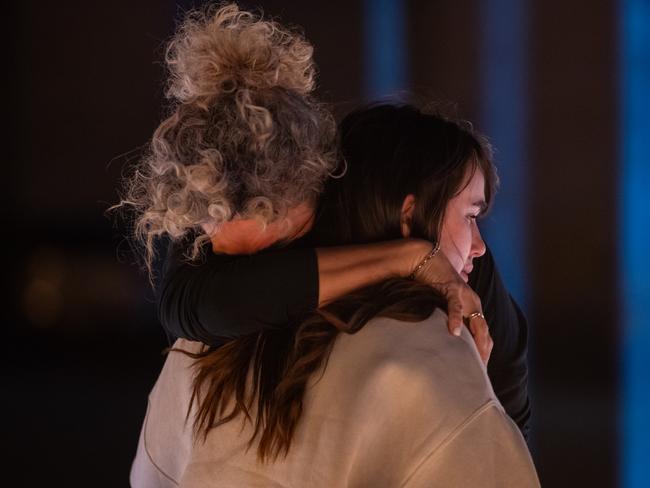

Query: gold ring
left=466, top=312, right=485, bottom=322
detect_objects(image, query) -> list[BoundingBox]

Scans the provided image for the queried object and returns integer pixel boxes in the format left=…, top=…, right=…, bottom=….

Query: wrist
left=398, top=239, right=434, bottom=278
left=409, top=240, right=441, bottom=279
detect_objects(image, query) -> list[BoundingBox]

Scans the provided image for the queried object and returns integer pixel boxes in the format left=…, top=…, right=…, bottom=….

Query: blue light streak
left=620, top=0, right=650, bottom=486
left=477, top=0, right=529, bottom=309
left=363, top=0, right=407, bottom=99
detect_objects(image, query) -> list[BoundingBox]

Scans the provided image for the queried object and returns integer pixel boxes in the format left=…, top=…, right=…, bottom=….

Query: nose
left=470, top=224, right=487, bottom=259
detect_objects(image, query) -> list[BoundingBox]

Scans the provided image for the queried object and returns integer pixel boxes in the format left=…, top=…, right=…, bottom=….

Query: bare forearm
left=317, top=240, right=494, bottom=365
left=316, top=239, right=431, bottom=305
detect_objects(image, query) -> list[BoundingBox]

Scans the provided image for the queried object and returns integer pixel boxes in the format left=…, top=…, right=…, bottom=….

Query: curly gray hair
left=116, top=3, right=338, bottom=274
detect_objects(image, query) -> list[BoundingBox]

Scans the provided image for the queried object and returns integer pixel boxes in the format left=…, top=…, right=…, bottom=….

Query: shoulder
left=323, top=309, right=499, bottom=431
left=147, top=338, right=204, bottom=421
left=155, top=339, right=205, bottom=380
left=335, top=309, right=494, bottom=403
left=305, top=310, right=507, bottom=483
left=132, top=339, right=203, bottom=487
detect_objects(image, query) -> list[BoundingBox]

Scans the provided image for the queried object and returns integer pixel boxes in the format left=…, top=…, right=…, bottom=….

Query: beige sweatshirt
left=131, top=310, right=540, bottom=487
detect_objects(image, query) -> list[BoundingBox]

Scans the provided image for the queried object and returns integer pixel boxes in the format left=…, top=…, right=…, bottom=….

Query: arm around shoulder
left=157, top=239, right=319, bottom=344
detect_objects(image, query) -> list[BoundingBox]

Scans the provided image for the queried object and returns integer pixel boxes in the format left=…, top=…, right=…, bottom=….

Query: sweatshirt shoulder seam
left=142, top=398, right=181, bottom=486
left=399, top=399, right=501, bottom=487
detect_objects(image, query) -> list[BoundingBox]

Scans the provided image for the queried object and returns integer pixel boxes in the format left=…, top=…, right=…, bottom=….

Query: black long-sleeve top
left=157, top=238, right=531, bottom=439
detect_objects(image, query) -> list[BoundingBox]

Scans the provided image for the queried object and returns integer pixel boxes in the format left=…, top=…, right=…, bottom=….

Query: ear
left=400, top=194, right=416, bottom=238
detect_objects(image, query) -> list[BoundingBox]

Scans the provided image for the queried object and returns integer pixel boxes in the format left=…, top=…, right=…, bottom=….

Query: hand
left=412, top=249, right=493, bottom=365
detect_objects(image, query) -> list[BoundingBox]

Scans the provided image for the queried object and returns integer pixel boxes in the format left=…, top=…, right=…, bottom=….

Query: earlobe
left=400, top=194, right=416, bottom=238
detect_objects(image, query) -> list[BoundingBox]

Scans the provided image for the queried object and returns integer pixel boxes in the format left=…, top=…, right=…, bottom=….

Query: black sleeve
left=157, top=238, right=319, bottom=346
left=469, top=247, right=532, bottom=440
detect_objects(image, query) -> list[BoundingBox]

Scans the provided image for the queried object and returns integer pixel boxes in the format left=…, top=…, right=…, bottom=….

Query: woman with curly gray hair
left=122, top=3, right=337, bottom=271
left=120, top=1, right=530, bottom=450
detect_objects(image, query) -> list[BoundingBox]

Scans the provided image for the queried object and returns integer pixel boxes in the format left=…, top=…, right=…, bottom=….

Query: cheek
left=439, top=217, right=469, bottom=272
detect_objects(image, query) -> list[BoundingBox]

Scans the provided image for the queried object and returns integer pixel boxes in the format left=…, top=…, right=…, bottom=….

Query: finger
left=479, top=334, right=494, bottom=365
left=468, top=317, right=492, bottom=364
left=446, top=292, right=463, bottom=337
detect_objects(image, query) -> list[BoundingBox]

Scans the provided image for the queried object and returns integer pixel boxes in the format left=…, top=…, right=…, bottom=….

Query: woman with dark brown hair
left=131, top=103, right=539, bottom=487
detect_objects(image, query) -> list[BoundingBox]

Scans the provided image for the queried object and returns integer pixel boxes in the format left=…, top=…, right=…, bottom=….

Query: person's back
left=132, top=309, right=538, bottom=487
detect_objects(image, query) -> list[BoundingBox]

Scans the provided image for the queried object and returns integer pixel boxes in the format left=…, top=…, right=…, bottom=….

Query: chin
left=460, top=271, right=469, bottom=282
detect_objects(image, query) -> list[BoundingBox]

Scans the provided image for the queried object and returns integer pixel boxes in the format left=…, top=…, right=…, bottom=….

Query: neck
left=207, top=203, right=315, bottom=255
left=210, top=220, right=283, bottom=254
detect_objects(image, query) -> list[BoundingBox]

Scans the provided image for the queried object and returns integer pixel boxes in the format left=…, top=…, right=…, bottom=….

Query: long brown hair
left=178, top=104, right=497, bottom=461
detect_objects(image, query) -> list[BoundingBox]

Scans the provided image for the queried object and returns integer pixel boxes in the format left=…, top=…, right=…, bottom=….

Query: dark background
left=4, top=1, right=623, bottom=486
